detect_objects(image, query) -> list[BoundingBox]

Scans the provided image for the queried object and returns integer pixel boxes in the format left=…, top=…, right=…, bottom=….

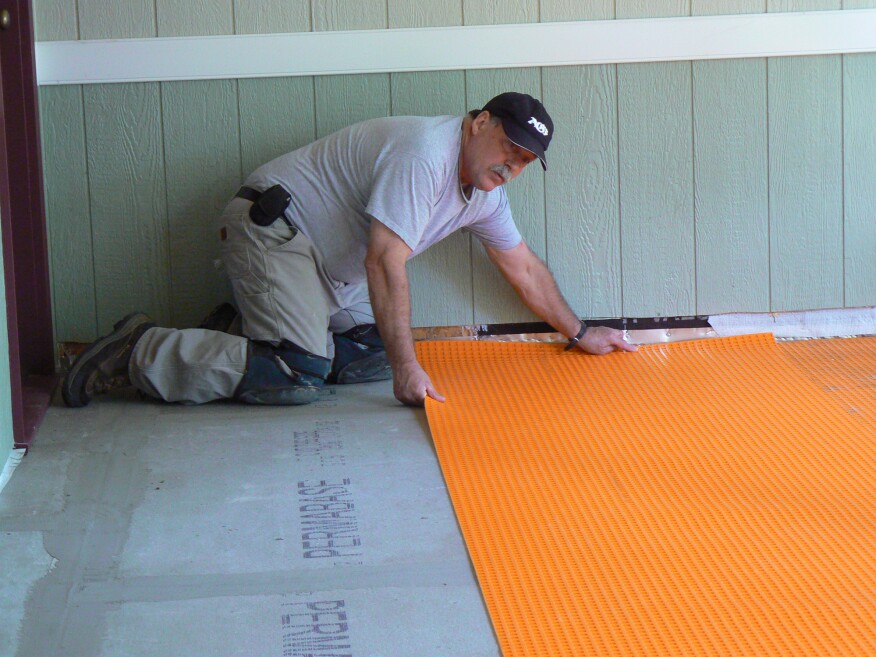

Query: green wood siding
left=391, top=71, right=472, bottom=328
left=33, top=0, right=876, bottom=343
left=843, top=52, right=876, bottom=307
left=543, top=65, right=621, bottom=319
left=161, top=80, right=240, bottom=327
left=463, top=0, right=538, bottom=24
left=39, top=85, right=96, bottom=341
left=83, top=83, right=171, bottom=330
left=768, top=54, right=844, bottom=311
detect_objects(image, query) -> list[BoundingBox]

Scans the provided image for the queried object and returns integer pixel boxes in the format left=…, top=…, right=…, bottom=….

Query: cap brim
left=502, top=121, right=548, bottom=171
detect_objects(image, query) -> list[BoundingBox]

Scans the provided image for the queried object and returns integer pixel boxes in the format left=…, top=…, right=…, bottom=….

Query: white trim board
left=36, top=9, right=876, bottom=86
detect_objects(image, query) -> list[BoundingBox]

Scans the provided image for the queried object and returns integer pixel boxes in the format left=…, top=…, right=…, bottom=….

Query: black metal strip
left=475, top=316, right=712, bottom=336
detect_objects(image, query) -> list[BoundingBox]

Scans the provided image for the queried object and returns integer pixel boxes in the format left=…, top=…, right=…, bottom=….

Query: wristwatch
left=564, top=324, right=588, bottom=351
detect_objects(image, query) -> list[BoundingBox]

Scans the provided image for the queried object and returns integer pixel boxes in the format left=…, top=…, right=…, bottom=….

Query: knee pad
left=328, top=325, right=392, bottom=384
left=235, top=340, right=331, bottom=405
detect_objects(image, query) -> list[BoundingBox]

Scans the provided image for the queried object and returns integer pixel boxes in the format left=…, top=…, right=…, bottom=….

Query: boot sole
left=335, top=352, right=392, bottom=385
left=237, top=386, right=321, bottom=406
left=62, top=312, right=151, bottom=408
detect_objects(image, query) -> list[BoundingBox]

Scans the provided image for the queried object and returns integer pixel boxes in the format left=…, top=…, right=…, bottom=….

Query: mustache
left=490, top=165, right=512, bottom=183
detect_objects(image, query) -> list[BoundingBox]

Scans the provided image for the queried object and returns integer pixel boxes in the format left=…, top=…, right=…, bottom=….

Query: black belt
left=236, top=184, right=294, bottom=228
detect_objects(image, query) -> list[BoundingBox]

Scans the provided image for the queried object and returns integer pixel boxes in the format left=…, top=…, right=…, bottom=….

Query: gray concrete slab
left=0, top=382, right=500, bottom=657
left=0, top=532, right=55, bottom=657
left=97, top=588, right=498, bottom=657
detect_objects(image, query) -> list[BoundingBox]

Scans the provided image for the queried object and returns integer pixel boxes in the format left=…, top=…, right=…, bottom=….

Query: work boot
left=62, top=312, right=156, bottom=408
left=234, top=340, right=331, bottom=405
left=197, top=302, right=240, bottom=334
left=328, top=324, right=392, bottom=384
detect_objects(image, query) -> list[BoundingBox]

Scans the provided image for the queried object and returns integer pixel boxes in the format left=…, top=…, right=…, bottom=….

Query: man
left=62, top=92, right=635, bottom=409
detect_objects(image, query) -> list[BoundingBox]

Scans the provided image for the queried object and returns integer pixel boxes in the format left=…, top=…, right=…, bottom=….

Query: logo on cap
left=528, top=117, right=549, bottom=136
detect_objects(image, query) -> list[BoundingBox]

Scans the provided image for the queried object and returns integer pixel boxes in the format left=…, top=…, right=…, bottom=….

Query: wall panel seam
left=74, top=0, right=82, bottom=39
left=539, top=67, right=547, bottom=266
left=158, top=82, right=173, bottom=317
left=690, top=60, right=697, bottom=314
left=79, top=85, right=98, bottom=330
left=840, top=52, right=846, bottom=307
left=235, top=79, right=243, bottom=183
left=766, top=58, right=772, bottom=311
left=614, top=63, right=623, bottom=316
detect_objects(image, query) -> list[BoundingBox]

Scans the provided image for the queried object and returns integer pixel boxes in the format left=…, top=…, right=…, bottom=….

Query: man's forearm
left=365, top=260, right=417, bottom=370
left=511, top=259, right=582, bottom=338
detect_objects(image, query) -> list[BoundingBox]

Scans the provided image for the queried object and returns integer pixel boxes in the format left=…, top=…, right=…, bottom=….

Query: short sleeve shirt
left=245, top=115, right=521, bottom=285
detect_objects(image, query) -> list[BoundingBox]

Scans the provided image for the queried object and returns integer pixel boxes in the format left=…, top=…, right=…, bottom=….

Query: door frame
left=1, top=0, right=55, bottom=449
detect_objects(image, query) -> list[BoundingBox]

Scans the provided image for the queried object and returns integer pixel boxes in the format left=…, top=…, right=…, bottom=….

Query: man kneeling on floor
left=63, top=92, right=635, bottom=410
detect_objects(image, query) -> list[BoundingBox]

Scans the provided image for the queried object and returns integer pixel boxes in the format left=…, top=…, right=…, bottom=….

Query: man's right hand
left=365, top=220, right=448, bottom=407
left=577, top=325, right=637, bottom=354
left=393, top=361, right=446, bottom=407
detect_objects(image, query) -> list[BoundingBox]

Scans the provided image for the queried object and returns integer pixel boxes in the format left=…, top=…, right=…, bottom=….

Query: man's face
left=460, top=113, right=538, bottom=192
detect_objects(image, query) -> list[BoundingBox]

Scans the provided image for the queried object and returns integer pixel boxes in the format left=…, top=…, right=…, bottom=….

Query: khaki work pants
left=129, top=198, right=373, bottom=404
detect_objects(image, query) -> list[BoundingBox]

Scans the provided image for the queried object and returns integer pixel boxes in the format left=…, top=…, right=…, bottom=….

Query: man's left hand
left=577, top=326, right=637, bottom=355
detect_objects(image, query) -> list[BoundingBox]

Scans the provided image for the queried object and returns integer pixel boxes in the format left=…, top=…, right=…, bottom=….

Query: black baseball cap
left=480, top=92, right=553, bottom=170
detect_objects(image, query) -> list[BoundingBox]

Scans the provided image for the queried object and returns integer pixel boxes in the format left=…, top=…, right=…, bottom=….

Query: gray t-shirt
left=245, top=115, right=521, bottom=285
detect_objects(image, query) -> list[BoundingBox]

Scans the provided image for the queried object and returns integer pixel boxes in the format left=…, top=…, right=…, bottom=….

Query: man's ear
left=470, top=111, right=491, bottom=134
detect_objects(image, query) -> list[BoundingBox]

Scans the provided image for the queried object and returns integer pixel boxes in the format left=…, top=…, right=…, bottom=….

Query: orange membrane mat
left=418, top=334, right=876, bottom=657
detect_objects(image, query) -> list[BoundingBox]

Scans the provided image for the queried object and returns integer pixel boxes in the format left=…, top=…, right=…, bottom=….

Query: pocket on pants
left=220, top=220, right=253, bottom=281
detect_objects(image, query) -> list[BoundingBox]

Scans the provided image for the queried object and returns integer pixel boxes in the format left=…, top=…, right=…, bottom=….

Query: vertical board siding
left=843, top=53, right=876, bottom=307
left=32, top=0, right=876, bottom=343
left=238, top=77, right=317, bottom=175
left=618, top=61, right=696, bottom=316
left=467, top=68, right=546, bottom=324
left=312, top=0, right=387, bottom=30
left=617, top=1, right=694, bottom=317
left=156, top=0, right=234, bottom=36
left=768, top=0, right=840, bottom=9
left=39, top=86, right=97, bottom=341
left=36, top=0, right=91, bottom=345
left=617, top=0, right=690, bottom=17
left=768, top=54, right=843, bottom=310
left=692, top=0, right=764, bottom=13
left=693, top=0, right=768, bottom=313
left=161, top=80, right=240, bottom=327
left=233, top=0, right=311, bottom=34
left=77, top=0, right=155, bottom=39
left=693, top=58, right=769, bottom=313
left=391, top=71, right=473, bottom=327
left=83, top=83, right=171, bottom=330
left=388, top=0, right=462, bottom=27
left=463, top=0, right=538, bottom=24
left=543, top=65, right=621, bottom=319
left=314, top=74, right=391, bottom=138
left=541, top=3, right=622, bottom=320
left=33, top=0, right=78, bottom=40
left=540, top=0, right=614, bottom=21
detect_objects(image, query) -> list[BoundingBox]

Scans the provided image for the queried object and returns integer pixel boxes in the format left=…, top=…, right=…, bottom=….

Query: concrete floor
left=0, top=382, right=499, bottom=657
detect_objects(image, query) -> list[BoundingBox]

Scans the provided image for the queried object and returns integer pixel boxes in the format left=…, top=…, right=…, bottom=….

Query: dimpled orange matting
left=417, top=333, right=876, bottom=657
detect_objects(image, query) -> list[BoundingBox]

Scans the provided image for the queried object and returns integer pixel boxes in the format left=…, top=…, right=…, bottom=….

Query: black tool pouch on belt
left=249, top=184, right=292, bottom=226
